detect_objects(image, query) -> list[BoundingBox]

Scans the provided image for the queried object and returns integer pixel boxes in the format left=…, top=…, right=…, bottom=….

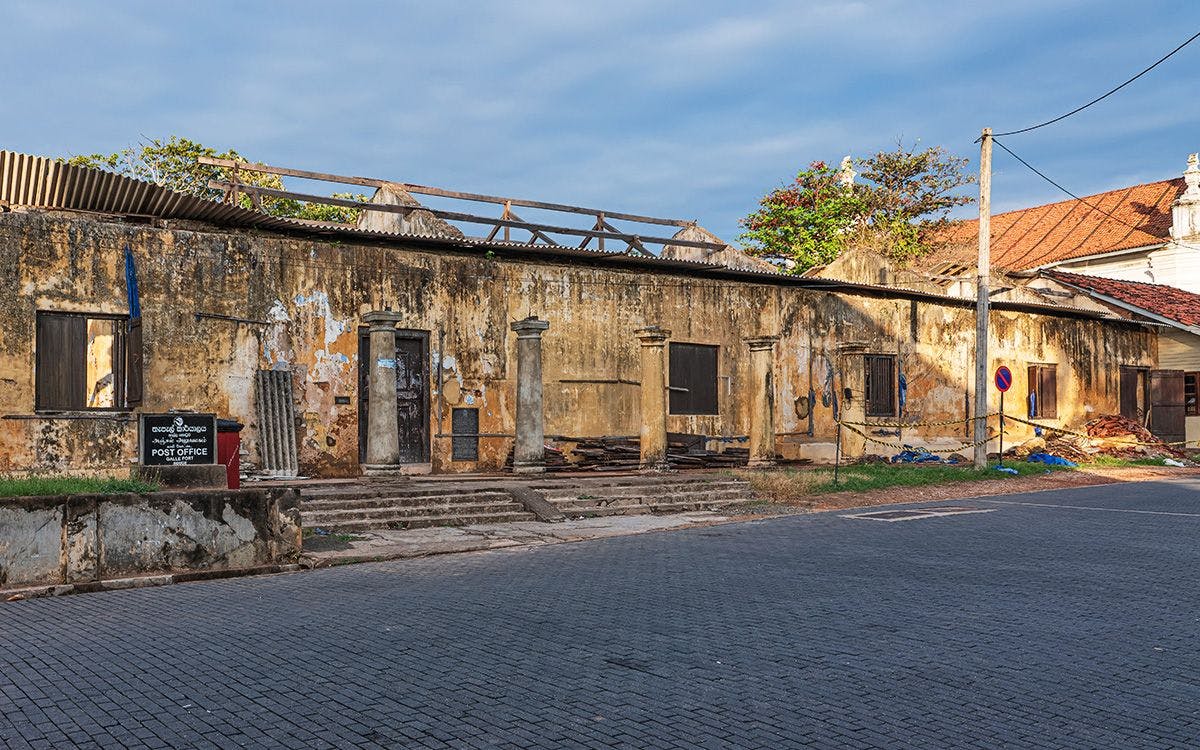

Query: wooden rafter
left=206, top=179, right=726, bottom=253
left=198, top=156, right=723, bottom=254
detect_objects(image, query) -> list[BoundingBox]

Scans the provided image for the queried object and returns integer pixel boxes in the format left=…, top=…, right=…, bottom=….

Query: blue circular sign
left=995, top=365, right=1013, bottom=392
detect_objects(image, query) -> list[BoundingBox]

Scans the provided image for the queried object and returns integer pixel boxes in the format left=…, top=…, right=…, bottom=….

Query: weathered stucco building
left=0, top=152, right=1160, bottom=478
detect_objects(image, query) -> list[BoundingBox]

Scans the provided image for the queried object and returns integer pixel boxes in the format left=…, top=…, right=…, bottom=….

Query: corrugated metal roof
left=0, top=149, right=1131, bottom=322
left=0, top=150, right=298, bottom=229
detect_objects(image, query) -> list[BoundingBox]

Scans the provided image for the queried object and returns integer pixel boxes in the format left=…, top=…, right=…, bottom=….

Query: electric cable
left=993, top=29, right=1200, bottom=137
left=993, top=137, right=1200, bottom=256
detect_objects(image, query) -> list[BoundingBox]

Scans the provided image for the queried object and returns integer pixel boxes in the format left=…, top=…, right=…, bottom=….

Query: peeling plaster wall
left=0, top=488, right=301, bottom=589
left=0, top=211, right=1156, bottom=475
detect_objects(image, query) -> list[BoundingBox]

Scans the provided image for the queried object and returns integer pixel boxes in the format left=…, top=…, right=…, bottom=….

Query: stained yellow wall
left=0, top=211, right=1157, bottom=476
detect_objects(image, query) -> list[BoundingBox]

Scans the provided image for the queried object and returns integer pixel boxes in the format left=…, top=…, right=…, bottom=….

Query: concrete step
left=304, top=499, right=527, bottom=525
left=301, top=490, right=514, bottom=512
left=559, top=497, right=759, bottom=519
left=300, top=484, right=502, bottom=502
left=536, top=479, right=749, bottom=502
left=530, top=475, right=742, bottom=490
left=552, top=488, right=752, bottom=511
left=305, top=509, right=537, bottom=532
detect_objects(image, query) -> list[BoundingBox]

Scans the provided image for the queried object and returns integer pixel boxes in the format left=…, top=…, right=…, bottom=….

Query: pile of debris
left=505, top=434, right=750, bottom=472
left=1005, top=414, right=1188, bottom=463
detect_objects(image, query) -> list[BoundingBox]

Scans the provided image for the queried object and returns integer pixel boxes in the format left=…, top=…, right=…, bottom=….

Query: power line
left=992, top=137, right=1200, bottom=257
left=993, top=29, right=1200, bottom=137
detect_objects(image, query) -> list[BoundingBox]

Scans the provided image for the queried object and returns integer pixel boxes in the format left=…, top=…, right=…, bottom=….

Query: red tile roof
left=935, top=178, right=1181, bottom=271
left=1047, top=271, right=1200, bottom=329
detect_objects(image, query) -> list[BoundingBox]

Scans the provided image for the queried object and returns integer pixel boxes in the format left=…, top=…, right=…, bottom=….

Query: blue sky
left=6, top=1, right=1200, bottom=245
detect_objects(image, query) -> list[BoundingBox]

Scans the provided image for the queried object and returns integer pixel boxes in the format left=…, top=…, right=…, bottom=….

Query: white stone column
left=510, top=316, right=550, bottom=474
left=362, top=311, right=405, bottom=475
left=745, top=336, right=780, bottom=468
left=635, top=326, right=671, bottom=472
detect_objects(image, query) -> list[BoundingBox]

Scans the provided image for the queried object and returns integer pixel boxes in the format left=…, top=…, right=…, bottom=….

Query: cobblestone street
left=3, top=479, right=1200, bottom=749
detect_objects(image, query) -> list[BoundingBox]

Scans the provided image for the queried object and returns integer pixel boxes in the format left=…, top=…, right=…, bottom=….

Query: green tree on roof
left=739, top=142, right=974, bottom=273
left=62, top=136, right=368, bottom=224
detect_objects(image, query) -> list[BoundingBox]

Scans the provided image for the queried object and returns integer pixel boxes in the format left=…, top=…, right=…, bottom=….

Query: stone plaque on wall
left=139, top=413, right=217, bottom=466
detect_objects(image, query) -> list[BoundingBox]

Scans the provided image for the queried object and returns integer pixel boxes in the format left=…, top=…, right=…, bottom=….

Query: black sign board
left=139, top=413, right=217, bottom=466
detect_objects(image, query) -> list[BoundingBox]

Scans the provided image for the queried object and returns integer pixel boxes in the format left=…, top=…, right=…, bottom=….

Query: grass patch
left=1078, top=455, right=1172, bottom=467
left=740, top=461, right=1066, bottom=503
left=0, top=475, right=159, bottom=498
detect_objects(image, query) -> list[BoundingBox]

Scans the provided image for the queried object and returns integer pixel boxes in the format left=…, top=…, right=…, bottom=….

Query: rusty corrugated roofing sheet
left=0, top=149, right=1129, bottom=321
left=0, top=150, right=297, bottom=229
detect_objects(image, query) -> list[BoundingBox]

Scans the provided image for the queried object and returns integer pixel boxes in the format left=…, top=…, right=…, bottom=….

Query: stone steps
left=300, top=484, right=492, bottom=502
left=305, top=509, right=537, bottom=533
left=297, top=473, right=760, bottom=531
left=537, top=480, right=748, bottom=502
left=553, top=488, right=751, bottom=511
left=542, top=476, right=758, bottom=519
left=300, top=485, right=532, bottom=532
left=301, top=490, right=514, bottom=512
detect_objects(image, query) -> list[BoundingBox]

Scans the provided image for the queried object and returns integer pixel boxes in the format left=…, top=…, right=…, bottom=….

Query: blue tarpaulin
left=1027, top=452, right=1078, bottom=468
left=892, top=448, right=941, bottom=464
left=124, top=245, right=141, bottom=319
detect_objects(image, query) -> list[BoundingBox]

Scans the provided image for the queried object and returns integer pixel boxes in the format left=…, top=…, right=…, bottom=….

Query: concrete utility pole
left=973, top=128, right=993, bottom=469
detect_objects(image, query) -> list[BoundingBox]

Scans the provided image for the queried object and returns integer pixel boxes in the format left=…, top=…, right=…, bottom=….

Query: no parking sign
left=995, top=365, right=1013, bottom=392
left=994, top=365, right=1012, bottom=465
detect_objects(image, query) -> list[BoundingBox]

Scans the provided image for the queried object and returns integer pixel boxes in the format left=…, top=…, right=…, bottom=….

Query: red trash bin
left=216, top=419, right=244, bottom=489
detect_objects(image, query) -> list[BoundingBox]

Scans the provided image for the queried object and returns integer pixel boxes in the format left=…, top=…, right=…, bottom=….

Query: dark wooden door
left=393, top=334, right=430, bottom=463
left=358, top=329, right=431, bottom=464
left=1119, top=367, right=1147, bottom=424
left=1149, top=369, right=1185, bottom=445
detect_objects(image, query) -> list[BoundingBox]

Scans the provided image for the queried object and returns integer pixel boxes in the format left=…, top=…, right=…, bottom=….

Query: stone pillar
left=362, top=311, right=405, bottom=475
left=745, top=336, right=780, bottom=468
left=635, top=326, right=671, bottom=472
left=510, top=316, right=551, bottom=474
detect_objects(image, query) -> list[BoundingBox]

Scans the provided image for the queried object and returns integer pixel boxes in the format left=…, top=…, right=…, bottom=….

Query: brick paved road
left=3, top=478, right=1200, bottom=749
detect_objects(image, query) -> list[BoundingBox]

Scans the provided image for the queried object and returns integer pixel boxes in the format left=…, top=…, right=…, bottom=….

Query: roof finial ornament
left=1170, top=153, right=1200, bottom=239
left=1184, top=153, right=1200, bottom=199
left=837, top=155, right=856, bottom=188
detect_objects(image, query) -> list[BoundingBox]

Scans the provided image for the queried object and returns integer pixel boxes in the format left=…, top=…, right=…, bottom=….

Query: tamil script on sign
left=140, top=414, right=216, bottom=466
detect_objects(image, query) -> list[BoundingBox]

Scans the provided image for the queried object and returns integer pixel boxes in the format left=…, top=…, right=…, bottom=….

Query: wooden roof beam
left=199, top=156, right=694, bottom=228
left=207, top=180, right=727, bottom=252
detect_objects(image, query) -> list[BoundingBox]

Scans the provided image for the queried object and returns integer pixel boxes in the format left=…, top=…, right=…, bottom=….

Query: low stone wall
left=0, top=488, right=301, bottom=590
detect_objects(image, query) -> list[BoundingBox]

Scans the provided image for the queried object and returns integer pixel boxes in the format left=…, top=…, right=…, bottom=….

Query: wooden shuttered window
left=35, top=313, right=87, bottom=411
left=668, top=343, right=719, bottom=416
left=451, top=407, right=479, bottom=461
left=864, top=354, right=897, bottom=417
left=35, top=312, right=132, bottom=411
left=1028, top=364, right=1058, bottom=419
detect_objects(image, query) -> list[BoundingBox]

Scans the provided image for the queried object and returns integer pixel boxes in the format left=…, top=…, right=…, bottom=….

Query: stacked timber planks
left=505, top=434, right=750, bottom=472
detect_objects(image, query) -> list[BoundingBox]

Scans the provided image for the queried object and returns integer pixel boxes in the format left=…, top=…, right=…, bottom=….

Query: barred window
left=864, top=355, right=897, bottom=417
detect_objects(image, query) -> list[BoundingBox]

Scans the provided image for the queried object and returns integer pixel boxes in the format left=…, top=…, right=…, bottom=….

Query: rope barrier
left=999, top=413, right=1199, bottom=449
left=837, top=413, right=1000, bottom=430
left=836, top=420, right=997, bottom=454
left=834, top=412, right=1198, bottom=451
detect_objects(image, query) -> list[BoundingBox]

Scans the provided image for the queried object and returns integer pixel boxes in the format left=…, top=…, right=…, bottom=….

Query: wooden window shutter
left=35, top=313, right=87, bottom=410
left=1039, top=366, right=1057, bottom=419
left=125, top=317, right=143, bottom=406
